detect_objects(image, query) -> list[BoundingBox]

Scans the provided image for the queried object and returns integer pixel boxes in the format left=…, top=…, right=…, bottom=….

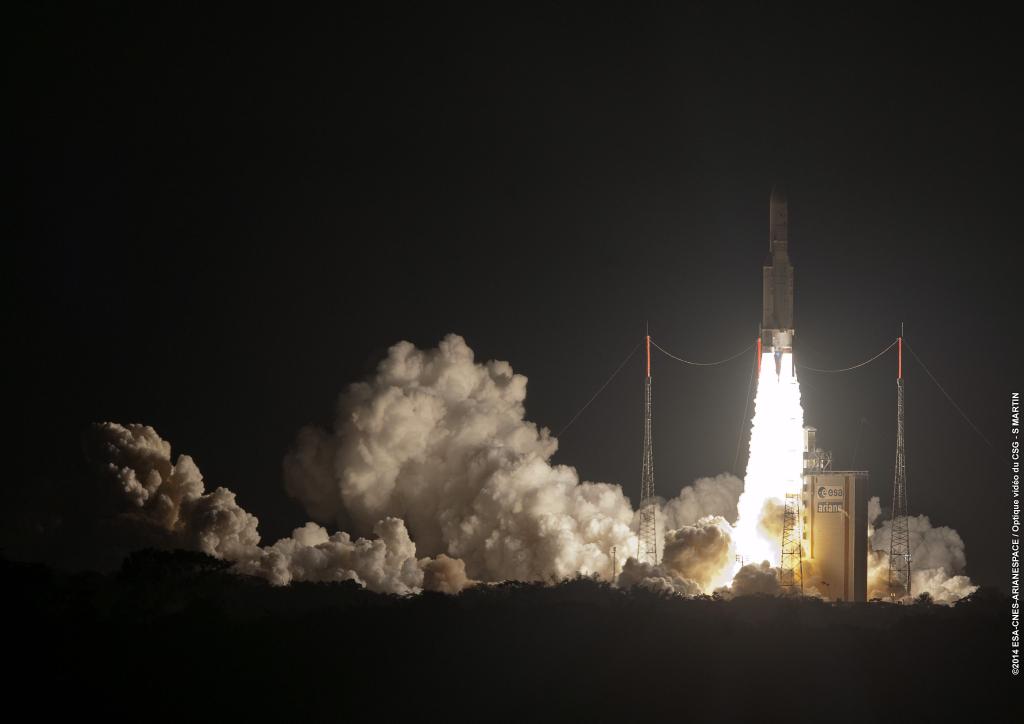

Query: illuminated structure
left=801, top=427, right=868, bottom=602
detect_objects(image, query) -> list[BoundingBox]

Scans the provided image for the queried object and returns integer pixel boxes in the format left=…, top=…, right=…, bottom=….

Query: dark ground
left=3, top=549, right=1008, bottom=722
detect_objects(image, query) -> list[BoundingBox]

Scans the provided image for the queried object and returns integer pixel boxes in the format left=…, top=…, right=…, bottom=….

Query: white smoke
left=616, top=557, right=703, bottom=596
left=81, top=336, right=977, bottom=604
left=659, top=516, right=736, bottom=591
left=618, top=514, right=737, bottom=596
left=86, top=422, right=439, bottom=594
left=283, top=334, right=641, bottom=584
left=661, top=473, right=742, bottom=529
left=85, top=422, right=260, bottom=560
left=722, top=561, right=782, bottom=597
left=233, top=518, right=424, bottom=593
left=84, top=336, right=748, bottom=596
left=865, top=496, right=978, bottom=604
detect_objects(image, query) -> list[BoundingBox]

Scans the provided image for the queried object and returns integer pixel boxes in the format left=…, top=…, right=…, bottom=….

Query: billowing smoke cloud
left=616, top=558, right=703, bottom=596
left=659, top=516, right=736, bottom=591
left=85, top=422, right=260, bottom=560
left=233, top=518, right=424, bottom=593
left=86, top=422, right=439, bottom=594
left=865, top=496, right=978, bottom=603
left=617, top=514, right=737, bottom=596
left=421, top=554, right=473, bottom=594
left=78, top=337, right=976, bottom=604
left=283, top=334, right=641, bottom=584
left=82, top=337, right=747, bottom=596
left=724, top=561, right=782, bottom=597
left=661, top=473, right=742, bottom=530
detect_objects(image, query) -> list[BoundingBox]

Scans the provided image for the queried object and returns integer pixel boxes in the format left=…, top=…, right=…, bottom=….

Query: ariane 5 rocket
left=761, top=185, right=795, bottom=380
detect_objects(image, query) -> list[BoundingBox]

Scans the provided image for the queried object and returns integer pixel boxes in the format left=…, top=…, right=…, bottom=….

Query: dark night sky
left=12, top=5, right=1019, bottom=590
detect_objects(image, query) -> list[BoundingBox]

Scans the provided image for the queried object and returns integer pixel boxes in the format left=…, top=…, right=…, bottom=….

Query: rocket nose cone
left=770, top=184, right=787, bottom=207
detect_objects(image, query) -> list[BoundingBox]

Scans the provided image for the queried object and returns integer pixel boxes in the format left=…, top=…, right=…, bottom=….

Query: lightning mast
left=638, top=328, right=658, bottom=564
left=888, top=327, right=911, bottom=599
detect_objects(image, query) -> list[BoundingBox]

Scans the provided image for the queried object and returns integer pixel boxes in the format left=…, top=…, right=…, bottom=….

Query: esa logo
left=817, top=486, right=845, bottom=498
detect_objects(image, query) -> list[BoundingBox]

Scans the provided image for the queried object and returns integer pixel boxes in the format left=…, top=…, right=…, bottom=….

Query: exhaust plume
left=731, top=352, right=804, bottom=571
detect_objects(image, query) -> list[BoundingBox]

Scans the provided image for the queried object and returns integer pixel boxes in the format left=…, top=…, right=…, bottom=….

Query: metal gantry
left=780, top=492, right=803, bottom=591
left=888, top=332, right=912, bottom=599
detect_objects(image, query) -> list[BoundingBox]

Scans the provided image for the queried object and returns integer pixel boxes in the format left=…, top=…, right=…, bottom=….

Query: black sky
left=12, top=4, right=1019, bottom=590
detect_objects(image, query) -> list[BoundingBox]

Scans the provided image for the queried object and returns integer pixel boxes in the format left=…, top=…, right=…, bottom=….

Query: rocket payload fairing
left=761, top=186, right=795, bottom=378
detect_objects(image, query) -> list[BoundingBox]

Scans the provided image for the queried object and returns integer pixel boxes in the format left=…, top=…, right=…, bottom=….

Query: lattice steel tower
left=888, top=332, right=911, bottom=598
left=780, top=492, right=803, bottom=591
left=637, top=331, right=658, bottom=564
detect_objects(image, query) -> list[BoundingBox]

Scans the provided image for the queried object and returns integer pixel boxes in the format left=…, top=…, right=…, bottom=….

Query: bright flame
left=732, top=351, right=804, bottom=574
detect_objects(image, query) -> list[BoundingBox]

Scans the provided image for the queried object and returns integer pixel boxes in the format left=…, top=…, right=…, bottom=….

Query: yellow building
left=802, top=427, right=868, bottom=602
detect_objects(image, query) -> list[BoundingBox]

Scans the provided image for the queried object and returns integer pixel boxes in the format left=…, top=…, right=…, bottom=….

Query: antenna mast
left=638, top=325, right=658, bottom=564
left=888, top=324, right=911, bottom=599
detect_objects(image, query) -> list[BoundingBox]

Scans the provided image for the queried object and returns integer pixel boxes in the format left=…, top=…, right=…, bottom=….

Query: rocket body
left=761, top=186, right=795, bottom=358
